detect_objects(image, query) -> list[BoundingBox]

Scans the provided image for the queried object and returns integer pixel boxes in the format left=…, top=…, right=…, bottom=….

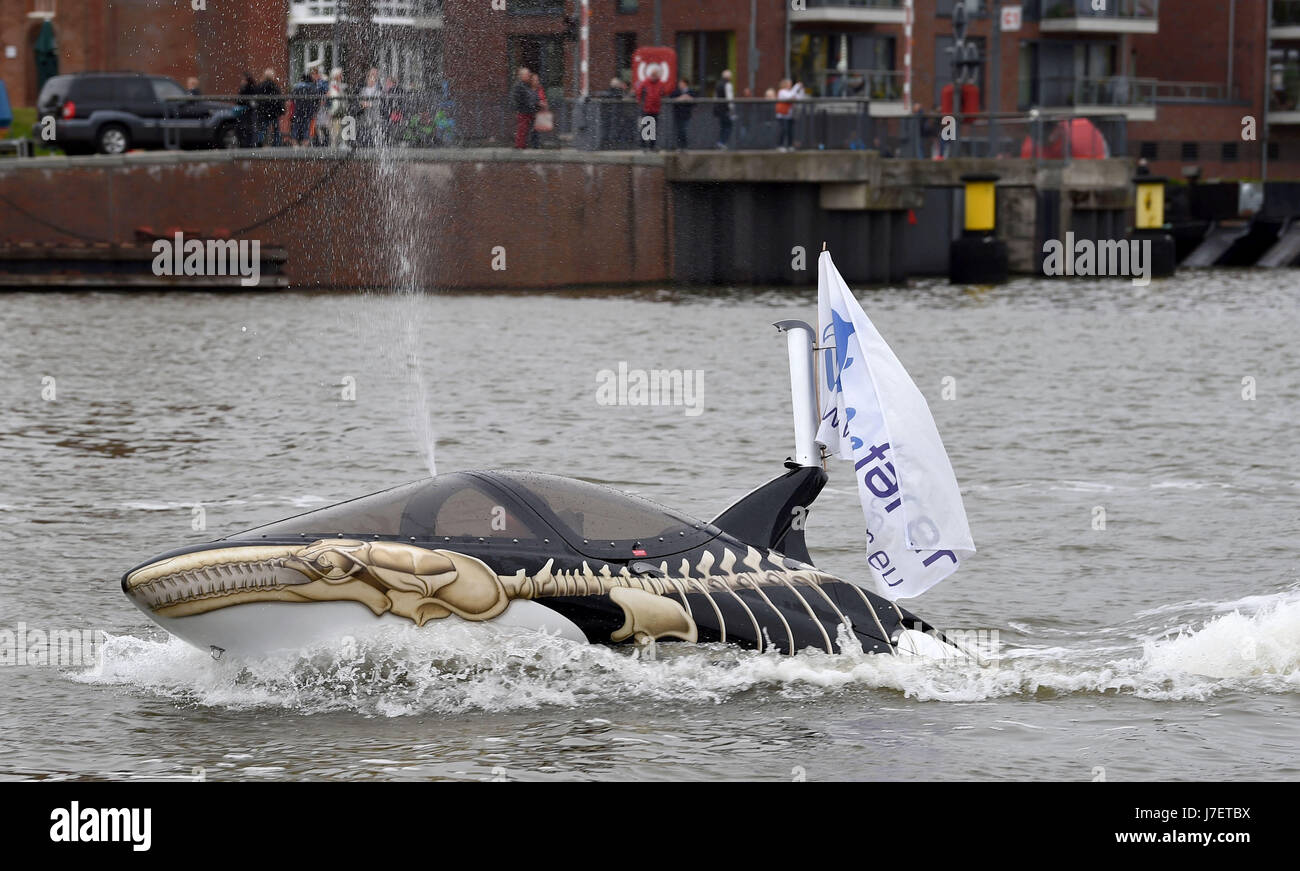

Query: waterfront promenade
left=0, top=147, right=1137, bottom=288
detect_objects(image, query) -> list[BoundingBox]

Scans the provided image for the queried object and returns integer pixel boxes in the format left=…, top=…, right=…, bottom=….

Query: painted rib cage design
left=123, top=538, right=908, bottom=654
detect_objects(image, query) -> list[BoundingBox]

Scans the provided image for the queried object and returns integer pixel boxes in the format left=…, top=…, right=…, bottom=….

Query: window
left=938, top=0, right=986, bottom=16
left=508, top=34, right=566, bottom=92
left=500, top=472, right=711, bottom=550
left=71, top=78, right=114, bottom=103
left=1017, top=41, right=1038, bottom=109
left=1180, top=142, right=1198, bottom=161
left=431, top=487, right=539, bottom=539
left=791, top=32, right=896, bottom=97
left=1139, top=140, right=1157, bottom=159
left=615, top=32, right=638, bottom=81
left=290, top=39, right=338, bottom=84
left=117, top=77, right=155, bottom=104
left=227, top=475, right=544, bottom=541
left=617, top=0, right=638, bottom=12
left=675, top=30, right=736, bottom=89
left=151, top=78, right=185, bottom=102
left=510, top=0, right=563, bottom=13
left=377, top=42, right=429, bottom=88
left=1221, top=142, right=1238, bottom=162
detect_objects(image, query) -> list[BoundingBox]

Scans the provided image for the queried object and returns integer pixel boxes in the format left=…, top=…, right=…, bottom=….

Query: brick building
left=2, top=0, right=1298, bottom=177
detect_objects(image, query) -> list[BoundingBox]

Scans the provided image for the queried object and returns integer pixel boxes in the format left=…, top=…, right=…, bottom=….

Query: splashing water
left=73, top=591, right=1300, bottom=716
left=352, top=103, right=440, bottom=477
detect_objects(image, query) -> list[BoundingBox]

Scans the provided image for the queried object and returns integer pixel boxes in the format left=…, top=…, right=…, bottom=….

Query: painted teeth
left=126, top=555, right=304, bottom=610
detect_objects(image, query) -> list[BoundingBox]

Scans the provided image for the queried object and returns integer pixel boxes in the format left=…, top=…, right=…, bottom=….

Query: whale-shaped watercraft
left=123, top=253, right=973, bottom=659
left=121, top=462, right=953, bottom=659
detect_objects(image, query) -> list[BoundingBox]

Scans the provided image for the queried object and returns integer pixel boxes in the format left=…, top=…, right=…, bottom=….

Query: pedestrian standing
left=668, top=78, right=696, bottom=151
left=256, top=68, right=284, bottom=148
left=713, top=69, right=735, bottom=149
left=529, top=72, right=549, bottom=148
left=289, top=74, right=316, bottom=147
left=511, top=67, right=538, bottom=149
left=326, top=68, right=346, bottom=147
left=775, top=78, right=804, bottom=152
left=309, top=67, right=328, bottom=146
left=599, top=77, right=627, bottom=149
left=634, top=68, right=669, bottom=150
left=383, top=75, right=404, bottom=145
left=358, top=68, right=382, bottom=148
left=236, top=71, right=258, bottom=148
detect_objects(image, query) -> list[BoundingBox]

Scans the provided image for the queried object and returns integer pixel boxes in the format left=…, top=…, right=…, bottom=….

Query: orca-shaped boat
left=122, top=317, right=962, bottom=660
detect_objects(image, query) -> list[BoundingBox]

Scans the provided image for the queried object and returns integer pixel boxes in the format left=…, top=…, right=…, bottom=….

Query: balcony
left=1270, top=65, right=1300, bottom=123
left=790, top=0, right=905, bottom=26
left=288, top=0, right=444, bottom=28
left=817, top=69, right=908, bottom=115
left=1273, top=0, right=1300, bottom=40
left=1036, top=74, right=1157, bottom=120
left=1039, top=0, right=1158, bottom=34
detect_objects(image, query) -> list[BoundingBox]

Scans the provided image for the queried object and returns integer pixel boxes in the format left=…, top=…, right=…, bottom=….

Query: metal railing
left=816, top=69, right=904, bottom=100
left=289, top=0, right=443, bottom=18
left=799, top=0, right=903, bottom=9
left=850, top=111, right=1127, bottom=161
left=576, top=97, right=872, bottom=151
left=1130, top=139, right=1300, bottom=165
left=1042, top=0, right=1157, bottom=19
left=1036, top=75, right=1157, bottom=107
left=155, top=92, right=1132, bottom=160
left=1153, top=81, right=1233, bottom=101
left=162, top=91, right=468, bottom=148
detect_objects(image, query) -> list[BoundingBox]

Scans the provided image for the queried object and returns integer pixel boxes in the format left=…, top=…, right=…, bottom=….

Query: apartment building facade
left=3, top=0, right=1298, bottom=177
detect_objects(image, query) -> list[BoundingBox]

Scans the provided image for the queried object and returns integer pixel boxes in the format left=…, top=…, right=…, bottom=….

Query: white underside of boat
left=132, top=599, right=589, bottom=659
left=895, top=628, right=965, bottom=659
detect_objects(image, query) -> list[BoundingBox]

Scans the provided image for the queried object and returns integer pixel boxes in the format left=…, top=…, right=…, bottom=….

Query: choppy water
left=0, top=271, right=1296, bottom=781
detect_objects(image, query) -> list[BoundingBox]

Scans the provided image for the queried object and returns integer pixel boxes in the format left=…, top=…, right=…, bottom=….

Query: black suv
left=37, top=72, right=241, bottom=155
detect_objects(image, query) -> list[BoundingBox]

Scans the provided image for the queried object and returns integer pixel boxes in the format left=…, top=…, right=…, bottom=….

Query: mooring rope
left=0, top=147, right=360, bottom=245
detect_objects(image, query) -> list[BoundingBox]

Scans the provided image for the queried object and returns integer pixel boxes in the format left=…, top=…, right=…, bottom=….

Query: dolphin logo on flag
left=815, top=250, right=974, bottom=599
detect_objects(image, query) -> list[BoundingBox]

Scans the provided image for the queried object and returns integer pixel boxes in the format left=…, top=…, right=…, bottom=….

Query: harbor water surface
left=0, top=271, right=1296, bottom=781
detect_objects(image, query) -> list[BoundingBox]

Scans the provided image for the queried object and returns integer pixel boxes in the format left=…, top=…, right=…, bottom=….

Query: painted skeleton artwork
left=123, top=538, right=903, bottom=653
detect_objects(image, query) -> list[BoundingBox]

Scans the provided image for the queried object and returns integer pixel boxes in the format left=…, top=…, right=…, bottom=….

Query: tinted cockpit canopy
left=227, top=471, right=718, bottom=558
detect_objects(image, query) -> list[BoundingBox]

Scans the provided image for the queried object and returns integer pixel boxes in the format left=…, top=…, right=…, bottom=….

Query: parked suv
left=37, top=72, right=240, bottom=155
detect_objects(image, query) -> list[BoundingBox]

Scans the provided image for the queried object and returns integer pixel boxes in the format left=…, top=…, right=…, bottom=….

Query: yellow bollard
left=963, top=173, right=998, bottom=232
left=951, top=173, right=1007, bottom=284
left=1135, top=176, right=1166, bottom=229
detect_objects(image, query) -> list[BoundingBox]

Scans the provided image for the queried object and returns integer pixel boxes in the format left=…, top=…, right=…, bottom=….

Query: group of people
left=231, top=67, right=411, bottom=149
left=510, top=67, right=553, bottom=149
left=589, top=70, right=809, bottom=151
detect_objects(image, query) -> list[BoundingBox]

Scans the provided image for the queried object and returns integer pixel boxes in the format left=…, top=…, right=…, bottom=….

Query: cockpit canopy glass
left=226, top=473, right=544, bottom=542
left=226, top=471, right=718, bottom=558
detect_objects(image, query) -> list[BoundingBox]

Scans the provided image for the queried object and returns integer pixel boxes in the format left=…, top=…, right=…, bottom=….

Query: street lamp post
left=990, top=0, right=1001, bottom=159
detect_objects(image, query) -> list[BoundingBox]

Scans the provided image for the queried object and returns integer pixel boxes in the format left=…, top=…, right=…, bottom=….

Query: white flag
left=815, top=251, right=974, bottom=599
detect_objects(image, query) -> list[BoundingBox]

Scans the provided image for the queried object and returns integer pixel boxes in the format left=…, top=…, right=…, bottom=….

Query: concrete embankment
left=0, top=149, right=670, bottom=289
left=0, top=148, right=1140, bottom=289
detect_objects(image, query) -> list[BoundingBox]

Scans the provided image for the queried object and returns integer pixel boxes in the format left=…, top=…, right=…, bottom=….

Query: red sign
left=632, top=47, right=677, bottom=89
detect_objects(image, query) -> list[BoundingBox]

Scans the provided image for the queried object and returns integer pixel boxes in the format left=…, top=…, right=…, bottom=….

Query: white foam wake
left=73, top=592, right=1300, bottom=715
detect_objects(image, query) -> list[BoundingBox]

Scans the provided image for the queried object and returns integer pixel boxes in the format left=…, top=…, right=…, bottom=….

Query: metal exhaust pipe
left=774, top=319, right=819, bottom=467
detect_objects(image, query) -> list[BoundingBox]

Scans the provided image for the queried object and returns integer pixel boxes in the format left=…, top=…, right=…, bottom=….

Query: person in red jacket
left=634, top=69, right=670, bottom=150
left=510, top=67, right=538, bottom=149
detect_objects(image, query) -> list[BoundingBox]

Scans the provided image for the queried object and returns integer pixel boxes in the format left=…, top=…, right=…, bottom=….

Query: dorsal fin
left=710, top=465, right=827, bottom=566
